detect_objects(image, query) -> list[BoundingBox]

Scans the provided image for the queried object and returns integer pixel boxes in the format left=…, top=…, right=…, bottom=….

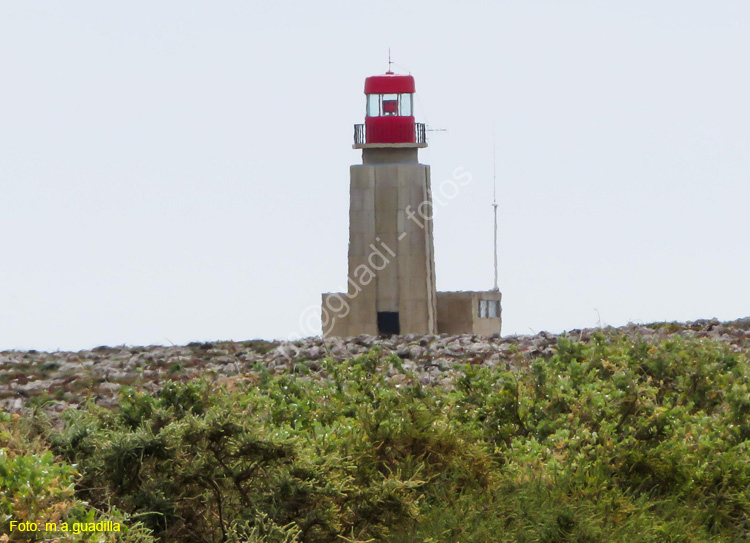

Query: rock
left=354, top=335, right=376, bottom=347
left=468, top=342, right=490, bottom=354
left=213, top=356, right=237, bottom=365
left=396, top=344, right=411, bottom=358
left=330, top=345, right=350, bottom=360
left=98, top=382, right=121, bottom=393
left=400, top=359, right=417, bottom=373
left=304, top=346, right=324, bottom=360
left=390, top=373, right=407, bottom=386
left=2, top=317, right=748, bottom=420
left=408, top=346, right=425, bottom=360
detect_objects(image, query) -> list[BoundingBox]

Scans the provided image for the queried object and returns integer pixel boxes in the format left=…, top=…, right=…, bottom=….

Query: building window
left=478, top=299, right=500, bottom=319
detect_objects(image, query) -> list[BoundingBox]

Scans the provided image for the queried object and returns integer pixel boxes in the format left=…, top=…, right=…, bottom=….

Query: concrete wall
left=321, top=292, right=377, bottom=338
left=436, top=291, right=474, bottom=335
left=362, top=147, right=419, bottom=164
left=323, top=144, right=437, bottom=338
left=436, top=290, right=502, bottom=337
left=346, top=160, right=437, bottom=336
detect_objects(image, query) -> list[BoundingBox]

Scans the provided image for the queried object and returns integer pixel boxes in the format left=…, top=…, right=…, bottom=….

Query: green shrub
left=9, top=332, right=750, bottom=542
left=0, top=412, right=154, bottom=542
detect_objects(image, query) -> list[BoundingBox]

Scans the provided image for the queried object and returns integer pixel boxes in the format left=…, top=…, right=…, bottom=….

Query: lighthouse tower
left=322, top=70, right=501, bottom=338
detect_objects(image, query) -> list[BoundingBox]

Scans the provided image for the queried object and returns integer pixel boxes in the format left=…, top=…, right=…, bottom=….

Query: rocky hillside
left=2, top=318, right=749, bottom=416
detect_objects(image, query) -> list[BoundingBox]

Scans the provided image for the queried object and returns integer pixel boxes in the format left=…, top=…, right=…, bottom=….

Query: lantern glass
left=366, top=94, right=380, bottom=117
left=399, top=93, right=413, bottom=116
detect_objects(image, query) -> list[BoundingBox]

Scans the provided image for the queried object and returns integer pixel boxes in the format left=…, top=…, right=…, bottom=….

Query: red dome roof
left=364, top=72, right=415, bottom=94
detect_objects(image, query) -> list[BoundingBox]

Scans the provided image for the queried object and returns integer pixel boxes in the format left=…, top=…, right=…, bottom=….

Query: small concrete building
left=322, top=70, right=501, bottom=337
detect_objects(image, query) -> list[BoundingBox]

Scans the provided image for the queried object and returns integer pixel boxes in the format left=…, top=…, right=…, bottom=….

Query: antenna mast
left=492, top=136, right=499, bottom=292
left=388, top=48, right=393, bottom=72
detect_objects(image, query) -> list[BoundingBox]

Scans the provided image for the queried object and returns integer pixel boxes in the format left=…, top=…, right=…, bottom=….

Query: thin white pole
left=492, top=136, right=499, bottom=292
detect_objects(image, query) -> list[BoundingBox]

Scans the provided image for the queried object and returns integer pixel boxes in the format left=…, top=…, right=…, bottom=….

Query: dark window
left=377, top=312, right=400, bottom=335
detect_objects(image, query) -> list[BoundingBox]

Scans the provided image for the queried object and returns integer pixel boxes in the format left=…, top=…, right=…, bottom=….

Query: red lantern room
left=353, top=71, right=427, bottom=147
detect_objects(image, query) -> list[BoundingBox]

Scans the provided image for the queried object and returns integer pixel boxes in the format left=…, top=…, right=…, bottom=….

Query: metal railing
left=354, top=123, right=427, bottom=145
left=415, top=122, right=426, bottom=143
left=354, top=124, right=366, bottom=145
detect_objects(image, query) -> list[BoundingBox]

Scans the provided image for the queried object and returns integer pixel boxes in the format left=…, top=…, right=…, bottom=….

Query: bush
left=0, top=412, right=154, bottom=542
left=9, top=332, right=750, bottom=542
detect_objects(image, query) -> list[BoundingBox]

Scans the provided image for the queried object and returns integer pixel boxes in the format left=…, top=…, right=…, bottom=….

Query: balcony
left=353, top=122, right=427, bottom=149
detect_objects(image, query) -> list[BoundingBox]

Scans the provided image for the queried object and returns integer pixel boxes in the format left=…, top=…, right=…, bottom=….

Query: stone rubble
left=1, top=318, right=748, bottom=418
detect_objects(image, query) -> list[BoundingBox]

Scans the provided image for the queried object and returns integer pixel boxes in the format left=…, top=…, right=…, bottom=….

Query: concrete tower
left=323, top=70, right=501, bottom=338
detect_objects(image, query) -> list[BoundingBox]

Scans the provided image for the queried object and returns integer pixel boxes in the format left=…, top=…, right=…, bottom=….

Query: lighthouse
left=322, top=70, right=502, bottom=338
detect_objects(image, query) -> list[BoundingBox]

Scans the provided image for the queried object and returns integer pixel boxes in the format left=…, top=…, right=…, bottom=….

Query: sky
left=1, top=1, right=749, bottom=351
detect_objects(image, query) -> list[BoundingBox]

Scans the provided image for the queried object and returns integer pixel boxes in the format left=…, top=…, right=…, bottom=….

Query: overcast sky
left=1, top=1, right=748, bottom=351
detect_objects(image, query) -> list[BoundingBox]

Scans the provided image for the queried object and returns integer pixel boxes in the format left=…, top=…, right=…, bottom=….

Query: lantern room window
left=365, top=93, right=414, bottom=117
left=367, top=94, right=379, bottom=117
left=382, top=94, right=398, bottom=115
left=400, top=93, right=412, bottom=116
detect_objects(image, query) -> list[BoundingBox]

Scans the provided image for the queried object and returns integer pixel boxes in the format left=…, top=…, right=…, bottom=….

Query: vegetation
left=0, top=411, right=154, bottom=542
left=3, top=330, right=750, bottom=542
